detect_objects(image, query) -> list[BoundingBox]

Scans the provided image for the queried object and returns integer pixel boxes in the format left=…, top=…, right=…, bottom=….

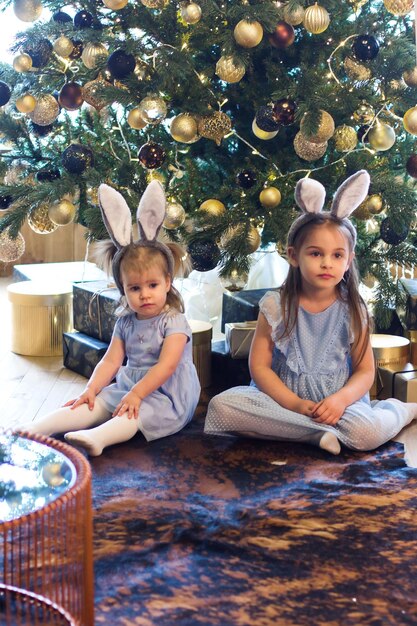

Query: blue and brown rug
left=91, top=396, right=417, bottom=625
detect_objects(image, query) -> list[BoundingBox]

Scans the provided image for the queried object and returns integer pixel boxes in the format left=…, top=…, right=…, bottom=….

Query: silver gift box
left=225, top=321, right=257, bottom=359
left=377, top=363, right=417, bottom=402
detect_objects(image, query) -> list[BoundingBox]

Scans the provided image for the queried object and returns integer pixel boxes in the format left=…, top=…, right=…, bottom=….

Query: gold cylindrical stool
left=7, top=281, right=73, bottom=356
left=370, top=334, right=410, bottom=399
left=189, top=319, right=213, bottom=388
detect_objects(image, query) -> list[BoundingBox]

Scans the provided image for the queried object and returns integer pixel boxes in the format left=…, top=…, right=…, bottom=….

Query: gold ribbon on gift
left=88, top=284, right=117, bottom=340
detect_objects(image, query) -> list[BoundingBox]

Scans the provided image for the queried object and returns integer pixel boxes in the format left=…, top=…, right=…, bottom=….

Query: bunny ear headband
left=98, top=180, right=174, bottom=294
left=287, top=170, right=371, bottom=248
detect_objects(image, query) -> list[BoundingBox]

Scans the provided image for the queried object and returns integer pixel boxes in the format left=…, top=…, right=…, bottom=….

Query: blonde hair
left=93, top=239, right=190, bottom=314
left=281, top=216, right=372, bottom=365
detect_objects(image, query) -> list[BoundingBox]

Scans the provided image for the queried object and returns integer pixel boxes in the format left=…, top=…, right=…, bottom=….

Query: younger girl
left=205, top=170, right=417, bottom=455
left=25, top=181, right=201, bottom=456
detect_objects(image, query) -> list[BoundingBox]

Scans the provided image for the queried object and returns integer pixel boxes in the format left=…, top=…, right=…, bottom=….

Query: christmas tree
left=0, top=0, right=417, bottom=325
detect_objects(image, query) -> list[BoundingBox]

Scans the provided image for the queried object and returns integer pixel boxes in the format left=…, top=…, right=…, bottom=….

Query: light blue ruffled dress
left=205, top=291, right=413, bottom=451
left=99, top=309, right=201, bottom=441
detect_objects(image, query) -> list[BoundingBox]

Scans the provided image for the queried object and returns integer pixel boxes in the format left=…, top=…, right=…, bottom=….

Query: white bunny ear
left=137, top=180, right=166, bottom=242
left=98, top=184, right=133, bottom=248
left=330, top=170, right=370, bottom=218
left=294, top=178, right=326, bottom=214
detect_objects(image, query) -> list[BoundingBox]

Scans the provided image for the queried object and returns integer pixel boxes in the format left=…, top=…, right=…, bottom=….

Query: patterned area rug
left=90, top=396, right=417, bottom=625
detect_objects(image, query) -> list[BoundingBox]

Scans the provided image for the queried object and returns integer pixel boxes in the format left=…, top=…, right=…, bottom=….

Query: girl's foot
left=64, top=431, right=103, bottom=456
left=319, top=432, right=341, bottom=455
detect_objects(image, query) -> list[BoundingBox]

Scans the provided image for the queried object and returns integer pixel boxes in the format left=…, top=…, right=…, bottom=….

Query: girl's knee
left=340, top=421, right=381, bottom=451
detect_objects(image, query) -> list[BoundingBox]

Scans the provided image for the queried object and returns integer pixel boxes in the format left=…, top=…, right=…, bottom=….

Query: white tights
left=23, top=398, right=140, bottom=456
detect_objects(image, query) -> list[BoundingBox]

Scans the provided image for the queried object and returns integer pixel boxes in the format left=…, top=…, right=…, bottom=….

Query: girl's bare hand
left=64, top=388, right=96, bottom=411
left=113, top=390, right=142, bottom=419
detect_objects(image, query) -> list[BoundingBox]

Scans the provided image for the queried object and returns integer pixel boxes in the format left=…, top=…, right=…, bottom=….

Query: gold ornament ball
left=259, top=187, right=282, bottom=208
left=28, top=205, right=58, bottom=234
left=353, top=102, right=374, bottom=123
left=333, top=125, right=357, bottom=152
left=81, top=43, right=108, bottom=70
left=138, top=95, right=167, bottom=124
left=103, top=0, right=128, bottom=8
left=13, top=52, right=33, bottom=72
left=303, top=3, right=330, bottom=34
left=300, top=110, right=335, bottom=144
left=283, top=3, right=305, bottom=25
left=219, top=224, right=261, bottom=253
left=48, top=199, right=76, bottom=225
left=83, top=78, right=109, bottom=111
left=198, top=111, right=232, bottom=146
left=140, top=0, right=169, bottom=8
left=368, top=121, right=396, bottom=150
left=199, top=199, right=226, bottom=216
left=403, top=106, right=417, bottom=135
left=180, top=2, right=202, bottom=24
left=294, top=132, right=328, bottom=161
left=163, top=202, right=186, bottom=230
left=28, top=94, right=60, bottom=126
left=344, top=56, right=372, bottom=82
left=366, top=194, right=384, bottom=214
left=252, top=119, right=278, bottom=140
left=127, top=108, right=147, bottom=130
left=53, top=35, right=74, bottom=58
left=0, top=228, right=25, bottom=263
left=353, top=201, right=371, bottom=221
left=403, top=67, right=417, bottom=87
left=13, top=0, right=42, bottom=22
left=383, top=0, right=413, bottom=15
left=15, top=94, right=36, bottom=113
left=233, top=19, right=263, bottom=48
left=215, top=55, right=245, bottom=83
left=247, top=225, right=261, bottom=253
left=170, top=113, right=199, bottom=143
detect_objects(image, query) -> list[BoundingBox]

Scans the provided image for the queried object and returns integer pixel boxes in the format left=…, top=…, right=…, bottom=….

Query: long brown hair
left=93, top=239, right=189, bottom=313
left=280, top=215, right=372, bottom=365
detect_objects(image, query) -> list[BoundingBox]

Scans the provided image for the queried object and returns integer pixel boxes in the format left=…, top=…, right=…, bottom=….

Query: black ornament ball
left=236, top=169, right=257, bottom=188
left=30, top=122, right=55, bottom=136
left=255, top=106, right=280, bottom=132
left=58, top=82, right=84, bottom=111
left=74, top=10, right=94, bottom=29
left=52, top=10, right=72, bottom=22
left=272, top=98, right=297, bottom=125
left=62, top=143, right=94, bottom=174
left=406, top=154, right=417, bottom=179
left=380, top=217, right=408, bottom=245
left=0, top=195, right=13, bottom=211
left=138, top=142, right=166, bottom=169
left=357, top=125, right=371, bottom=143
left=36, top=169, right=61, bottom=182
left=352, top=34, right=379, bottom=61
left=0, top=82, right=11, bottom=107
left=69, top=41, right=83, bottom=59
left=24, top=39, right=53, bottom=68
left=107, top=49, right=136, bottom=79
left=188, top=239, right=221, bottom=272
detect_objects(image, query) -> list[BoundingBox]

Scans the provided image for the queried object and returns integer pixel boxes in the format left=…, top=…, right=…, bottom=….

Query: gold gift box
left=225, top=321, right=257, bottom=359
left=377, top=363, right=417, bottom=402
left=370, top=334, right=410, bottom=399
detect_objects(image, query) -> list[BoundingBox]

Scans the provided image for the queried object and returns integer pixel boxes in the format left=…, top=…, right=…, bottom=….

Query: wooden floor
left=0, top=276, right=87, bottom=430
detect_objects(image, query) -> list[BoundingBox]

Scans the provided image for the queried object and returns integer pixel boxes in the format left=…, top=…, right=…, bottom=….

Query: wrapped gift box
left=398, top=278, right=417, bottom=331
left=221, top=288, right=273, bottom=332
left=73, top=280, right=120, bottom=343
left=225, top=321, right=257, bottom=359
left=63, top=331, right=109, bottom=379
left=377, top=363, right=417, bottom=402
left=211, top=340, right=251, bottom=390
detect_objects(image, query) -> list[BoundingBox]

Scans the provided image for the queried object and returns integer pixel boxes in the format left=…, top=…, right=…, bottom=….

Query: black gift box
left=211, top=340, right=251, bottom=389
left=63, top=331, right=109, bottom=379
left=73, top=280, right=120, bottom=343
left=221, top=288, right=272, bottom=332
left=398, top=278, right=417, bottom=331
